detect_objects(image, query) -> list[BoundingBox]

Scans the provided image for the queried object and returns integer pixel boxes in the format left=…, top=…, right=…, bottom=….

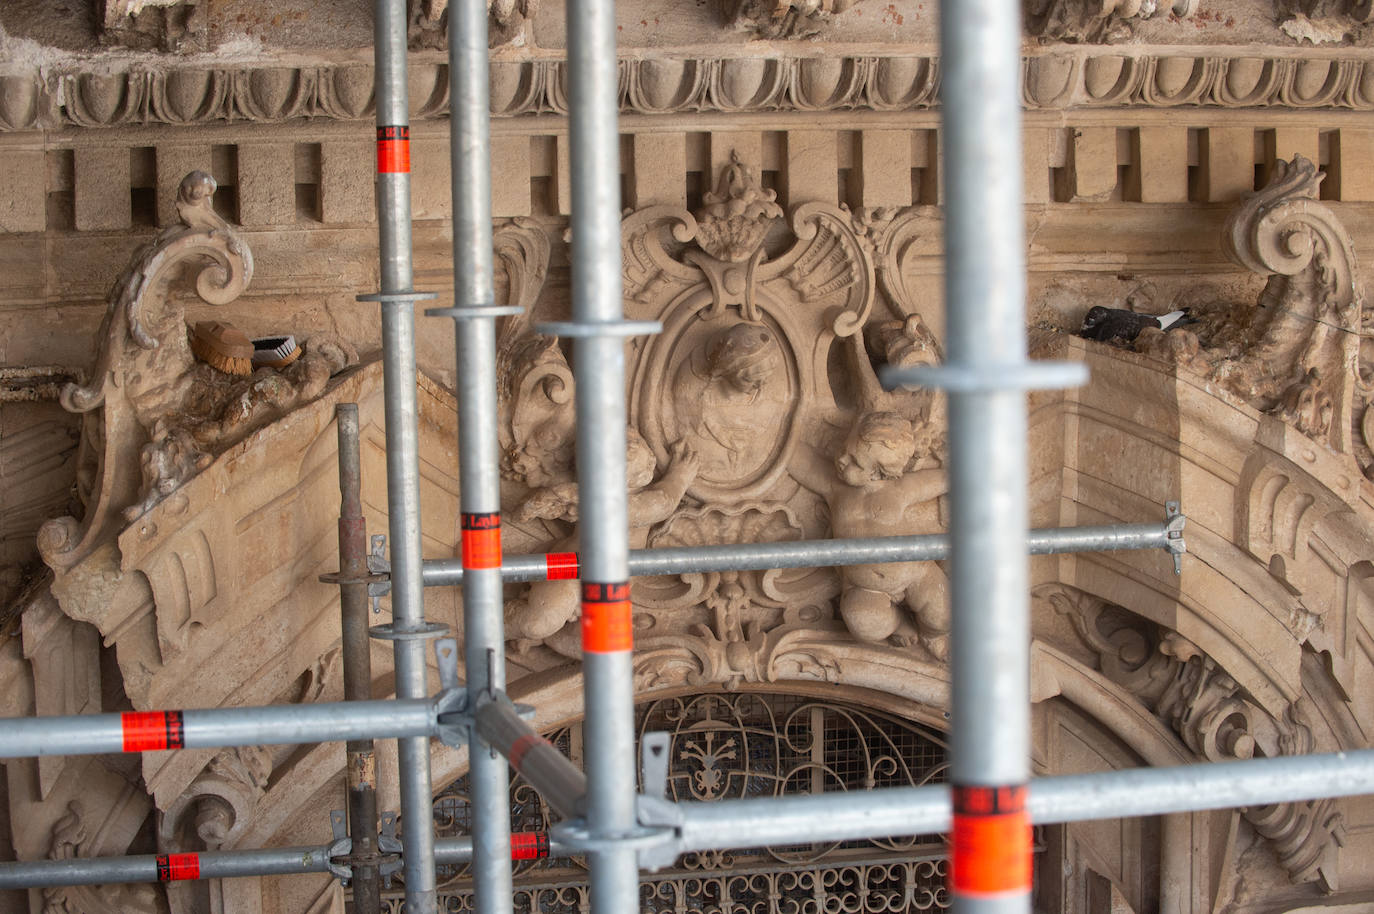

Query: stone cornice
left=3, top=48, right=1374, bottom=131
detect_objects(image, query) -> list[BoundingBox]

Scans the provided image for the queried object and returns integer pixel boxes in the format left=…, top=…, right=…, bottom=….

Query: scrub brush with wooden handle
left=190, top=321, right=255, bottom=376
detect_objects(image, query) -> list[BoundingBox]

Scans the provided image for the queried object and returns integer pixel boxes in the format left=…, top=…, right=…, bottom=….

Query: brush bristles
left=251, top=335, right=302, bottom=369
left=190, top=334, right=255, bottom=376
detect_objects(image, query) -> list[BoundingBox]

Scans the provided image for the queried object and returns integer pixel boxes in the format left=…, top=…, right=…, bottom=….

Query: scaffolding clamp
left=433, top=639, right=474, bottom=747
left=366, top=534, right=391, bottom=614
left=325, top=810, right=403, bottom=886
left=1165, top=501, right=1187, bottom=575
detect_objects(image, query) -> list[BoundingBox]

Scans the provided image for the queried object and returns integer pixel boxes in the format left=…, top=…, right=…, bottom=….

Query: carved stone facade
left=2, top=2, right=1374, bottom=914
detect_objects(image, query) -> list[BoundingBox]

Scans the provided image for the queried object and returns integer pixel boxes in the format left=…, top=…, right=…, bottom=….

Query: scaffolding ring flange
left=548, top=819, right=679, bottom=866
left=535, top=319, right=663, bottom=339
left=881, top=360, right=1089, bottom=393
left=368, top=621, right=450, bottom=641
left=426, top=304, right=525, bottom=320
left=356, top=291, right=439, bottom=304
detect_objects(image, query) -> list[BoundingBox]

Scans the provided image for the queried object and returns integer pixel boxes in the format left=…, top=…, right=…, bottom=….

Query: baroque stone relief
left=1077, top=156, right=1373, bottom=478
left=500, top=155, right=949, bottom=684
left=37, top=170, right=357, bottom=576
left=1037, top=584, right=1346, bottom=892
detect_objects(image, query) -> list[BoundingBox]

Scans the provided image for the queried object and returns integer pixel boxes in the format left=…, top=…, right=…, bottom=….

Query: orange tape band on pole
left=545, top=551, right=579, bottom=580
left=510, top=832, right=550, bottom=860
left=950, top=784, right=1032, bottom=896
left=461, top=512, right=502, bottom=569
left=156, top=853, right=201, bottom=881
left=376, top=125, right=411, bottom=174
left=580, top=582, right=632, bottom=653
left=121, top=711, right=185, bottom=752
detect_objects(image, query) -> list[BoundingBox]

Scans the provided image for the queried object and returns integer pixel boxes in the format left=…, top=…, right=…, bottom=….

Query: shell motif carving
left=232, top=68, right=314, bottom=121
left=317, top=66, right=376, bottom=119
left=63, top=72, right=145, bottom=127
left=0, top=74, right=45, bottom=130
left=149, top=69, right=228, bottom=124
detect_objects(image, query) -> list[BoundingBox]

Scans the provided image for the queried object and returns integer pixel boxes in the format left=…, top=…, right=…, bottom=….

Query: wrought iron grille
left=384, top=691, right=953, bottom=913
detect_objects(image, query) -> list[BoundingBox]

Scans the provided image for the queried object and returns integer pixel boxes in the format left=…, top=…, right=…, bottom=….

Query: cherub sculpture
left=507, top=429, right=699, bottom=654
left=794, top=411, right=950, bottom=659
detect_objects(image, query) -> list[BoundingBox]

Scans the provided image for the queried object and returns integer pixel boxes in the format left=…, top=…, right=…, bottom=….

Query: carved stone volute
left=39, top=171, right=253, bottom=573
left=1214, top=155, right=1366, bottom=454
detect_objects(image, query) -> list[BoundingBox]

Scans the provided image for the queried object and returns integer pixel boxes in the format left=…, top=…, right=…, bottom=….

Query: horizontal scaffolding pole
left=0, top=697, right=447, bottom=759
left=674, top=749, right=1374, bottom=853
left=0, top=834, right=567, bottom=890
left=420, top=521, right=1179, bottom=587
left=5, top=750, right=1369, bottom=890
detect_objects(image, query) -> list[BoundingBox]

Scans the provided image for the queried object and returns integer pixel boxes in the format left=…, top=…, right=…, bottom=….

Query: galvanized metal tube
left=435, top=833, right=568, bottom=865
left=673, top=750, right=1374, bottom=854
left=448, top=2, right=514, bottom=911
left=474, top=699, right=589, bottom=821
left=0, top=699, right=438, bottom=759
left=940, top=1, right=1032, bottom=910
left=372, top=0, right=436, bottom=908
left=567, top=0, right=640, bottom=910
left=7, top=750, right=1368, bottom=890
left=419, top=522, right=1175, bottom=586
left=335, top=404, right=382, bottom=914
left=0, top=844, right=335, bottom=889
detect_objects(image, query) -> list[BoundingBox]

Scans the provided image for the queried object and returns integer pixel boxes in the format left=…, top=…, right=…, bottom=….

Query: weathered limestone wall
left=1, top=3, right=1373, bottom=913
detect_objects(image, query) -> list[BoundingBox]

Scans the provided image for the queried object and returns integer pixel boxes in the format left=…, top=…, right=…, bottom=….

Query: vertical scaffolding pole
left=941, top=2, right=1032, bottom=912
left=334, top=405, right=383, bottom=914
left=368, top=0, right=438, bottom=909
left=441, top=0, right=514, bottom=910
left=567, top=0, right=640, bottom=910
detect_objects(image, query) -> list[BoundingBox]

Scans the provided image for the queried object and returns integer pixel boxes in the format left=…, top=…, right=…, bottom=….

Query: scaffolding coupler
left=1165, top=500, right=1186, bottom=575
left=324, top=809, right=403, bottom=887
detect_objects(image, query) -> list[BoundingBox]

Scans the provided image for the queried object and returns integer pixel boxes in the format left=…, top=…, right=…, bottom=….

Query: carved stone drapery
left=1279, top=0, right=1374, bottom=22
left=1037, top=584, right=1346, bottom=892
